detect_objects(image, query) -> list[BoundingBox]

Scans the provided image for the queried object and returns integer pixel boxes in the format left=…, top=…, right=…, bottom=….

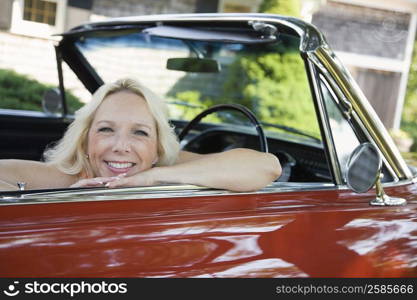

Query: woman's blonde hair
left=44, top=78, right=180, bottom=176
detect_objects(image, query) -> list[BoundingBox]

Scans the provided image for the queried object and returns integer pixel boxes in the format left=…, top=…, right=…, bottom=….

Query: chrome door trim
left=312, top=46, right=412, bottom=179
left=317, top=72, right=399, bottom=182
left=0, top=182, right=337, bottom=206
left=305, top=59, right=343, bottom=185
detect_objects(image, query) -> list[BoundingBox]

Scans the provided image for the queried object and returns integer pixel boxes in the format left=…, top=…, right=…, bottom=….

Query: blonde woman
left=0, top=78, right=281, bottom=192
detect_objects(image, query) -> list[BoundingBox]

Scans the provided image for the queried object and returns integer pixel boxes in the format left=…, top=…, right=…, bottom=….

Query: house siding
left=0, top=0, right=200, bottom=104
left=91, top=0, right=197, bottom=17
left=312, top=1, right=413, bottom=128
left=312, top=1, right=410, bottom=60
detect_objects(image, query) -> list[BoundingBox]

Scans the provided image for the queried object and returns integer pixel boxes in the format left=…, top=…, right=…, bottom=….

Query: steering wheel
left=178, top=103, right=268, bottom=153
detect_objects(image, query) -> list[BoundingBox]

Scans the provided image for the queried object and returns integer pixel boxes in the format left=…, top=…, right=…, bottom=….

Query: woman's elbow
left=265, top=153, right=282, bottom=182
left=238, top=153, right=281, bottom=192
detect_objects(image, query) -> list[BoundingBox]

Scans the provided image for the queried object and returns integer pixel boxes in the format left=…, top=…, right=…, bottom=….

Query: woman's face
left=87, top=90, right=159, bottom=177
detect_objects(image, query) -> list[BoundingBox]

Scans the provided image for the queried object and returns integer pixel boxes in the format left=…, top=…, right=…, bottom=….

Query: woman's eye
left=98, top=127, right=113, bottom=133
left=134, top=130, right=149, bottom=136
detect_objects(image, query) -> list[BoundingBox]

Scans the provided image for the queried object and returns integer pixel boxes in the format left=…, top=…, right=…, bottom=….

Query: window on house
left=23, top=0, right=57, bottom=26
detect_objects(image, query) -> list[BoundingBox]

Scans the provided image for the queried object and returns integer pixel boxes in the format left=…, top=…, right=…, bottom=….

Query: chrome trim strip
left=0, top=182, right=336, bottom=206
left=337, top=178, right=416, bottom=190
left=309, top=55, right=399, bottom=182
left=306, top=59, right=343, bottom=184
left=313, top=47, right=412, bottom=179
left=351, top=110, right=399, bottom=182
left=317, top=73, right=398, bottom=182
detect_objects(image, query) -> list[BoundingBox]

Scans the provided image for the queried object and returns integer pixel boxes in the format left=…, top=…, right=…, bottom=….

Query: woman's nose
left=112, top=135, right=131, bottom=152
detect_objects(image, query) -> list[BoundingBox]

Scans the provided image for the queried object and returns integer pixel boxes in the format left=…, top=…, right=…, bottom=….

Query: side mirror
left=346, top=143, right=406, bottom=206
left=42, top=88, right=62, bottom=116
left=167, top=58, right=220, bottom=73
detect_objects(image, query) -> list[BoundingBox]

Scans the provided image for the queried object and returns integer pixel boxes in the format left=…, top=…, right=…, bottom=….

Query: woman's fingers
left=106, top=172, right=152, bottom=188
left=70, top=172, right=153, bottom=189
left=105, top=177, right=133, bottom=188
left=70, top=178, right=105, bottom=188
left=70, top=174, right=126, bottom=188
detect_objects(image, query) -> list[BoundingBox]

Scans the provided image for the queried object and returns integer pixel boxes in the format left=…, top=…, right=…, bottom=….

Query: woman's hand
left=70, top=170, right=157, bottom=189
left=104, top=169, right=157, bottom=189
left=70, top=174, right=126, bottom=188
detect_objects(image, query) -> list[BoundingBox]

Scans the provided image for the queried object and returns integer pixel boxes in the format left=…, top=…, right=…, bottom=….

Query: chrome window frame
left=308, top=52, right=401, bottom=184
left=305, top=59, right=342, bottom=185
left=311, top=46, right=412, bottom=180
left=317, top=73, right=398, bottom=183
left=0, top=182, right=337, bottom=206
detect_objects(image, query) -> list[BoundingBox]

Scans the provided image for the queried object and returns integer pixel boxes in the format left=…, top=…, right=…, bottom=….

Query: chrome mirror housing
left=346, top=143, right=407, bottom=206
left=42, top=88, right=62, bottom=116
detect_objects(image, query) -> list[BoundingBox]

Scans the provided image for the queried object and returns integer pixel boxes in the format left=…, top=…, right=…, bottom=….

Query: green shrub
left=401, top=39, right=417, bottom=152
left=400, top=121, right=417, bottom=152
left=259, top=0, right=301, bottom=17
left=217, top=51, right=320, bottom=138
left=0, top=69, right=83, bottom=114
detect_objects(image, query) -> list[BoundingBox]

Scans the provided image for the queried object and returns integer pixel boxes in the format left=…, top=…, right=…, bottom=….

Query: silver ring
left=17, top=182, right=26, bottom=191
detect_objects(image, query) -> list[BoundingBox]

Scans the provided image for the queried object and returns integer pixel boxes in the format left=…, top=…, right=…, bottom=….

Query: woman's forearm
left=0, top=179, right=18, bottom=191
left=154, top=149, right=281, bottom=191
left=0, top=159, right=75, bottom=190
left=109, top=148, right=281, bottom=192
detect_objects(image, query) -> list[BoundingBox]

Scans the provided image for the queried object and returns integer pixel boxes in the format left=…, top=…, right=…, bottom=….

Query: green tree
left=258, top=0, right=301, bottom=17
left=170, top=90, right=219, bottom=123
left=214, top=0, right=319, bottom=136
left=219, top=44, right=319, bottom=136
left=401, top=40, right=417, bottom=151
left=168, top=0, right=320, bottom=138
left=0, top=69, right=83, bottom=114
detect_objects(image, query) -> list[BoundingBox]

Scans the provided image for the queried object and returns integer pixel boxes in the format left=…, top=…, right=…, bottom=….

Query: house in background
left=312, top=0, right=417, bottom=130
left=0, top=0, right=416, bottom=130
left=0, top=0, right=207, bottom=101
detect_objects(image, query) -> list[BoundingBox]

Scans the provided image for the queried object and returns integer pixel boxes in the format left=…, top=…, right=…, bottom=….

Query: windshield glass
left=75, top=29, right=321, bottom=143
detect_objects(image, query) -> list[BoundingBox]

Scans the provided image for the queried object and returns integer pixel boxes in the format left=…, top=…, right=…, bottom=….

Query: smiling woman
left=0, top=77, right=281, bottom=192
left=87, top=93, right=160, bottom=177
left=44, top=78, right=181, bottom=184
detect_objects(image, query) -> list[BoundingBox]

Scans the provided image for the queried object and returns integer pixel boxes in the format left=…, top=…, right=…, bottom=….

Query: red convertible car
left=1, top=13, right=417, bottom=277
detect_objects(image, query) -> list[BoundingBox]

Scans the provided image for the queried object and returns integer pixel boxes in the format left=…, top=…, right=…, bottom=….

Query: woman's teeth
left=107, top=162, right=134, bottom=169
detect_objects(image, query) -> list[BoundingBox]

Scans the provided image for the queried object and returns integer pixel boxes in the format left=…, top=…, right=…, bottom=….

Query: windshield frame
left=67, top=25, right=322, bottom=143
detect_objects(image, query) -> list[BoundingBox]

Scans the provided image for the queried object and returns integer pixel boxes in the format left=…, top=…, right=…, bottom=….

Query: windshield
left=75, top=29, right=321, bottom=142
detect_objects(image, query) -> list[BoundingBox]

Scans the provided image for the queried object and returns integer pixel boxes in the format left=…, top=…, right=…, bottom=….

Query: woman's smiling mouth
left=105, top=161, right=136, bottom=174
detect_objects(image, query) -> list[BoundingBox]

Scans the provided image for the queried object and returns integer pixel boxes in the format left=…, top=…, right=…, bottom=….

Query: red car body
left=1, top=183, right=416, bottom=277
